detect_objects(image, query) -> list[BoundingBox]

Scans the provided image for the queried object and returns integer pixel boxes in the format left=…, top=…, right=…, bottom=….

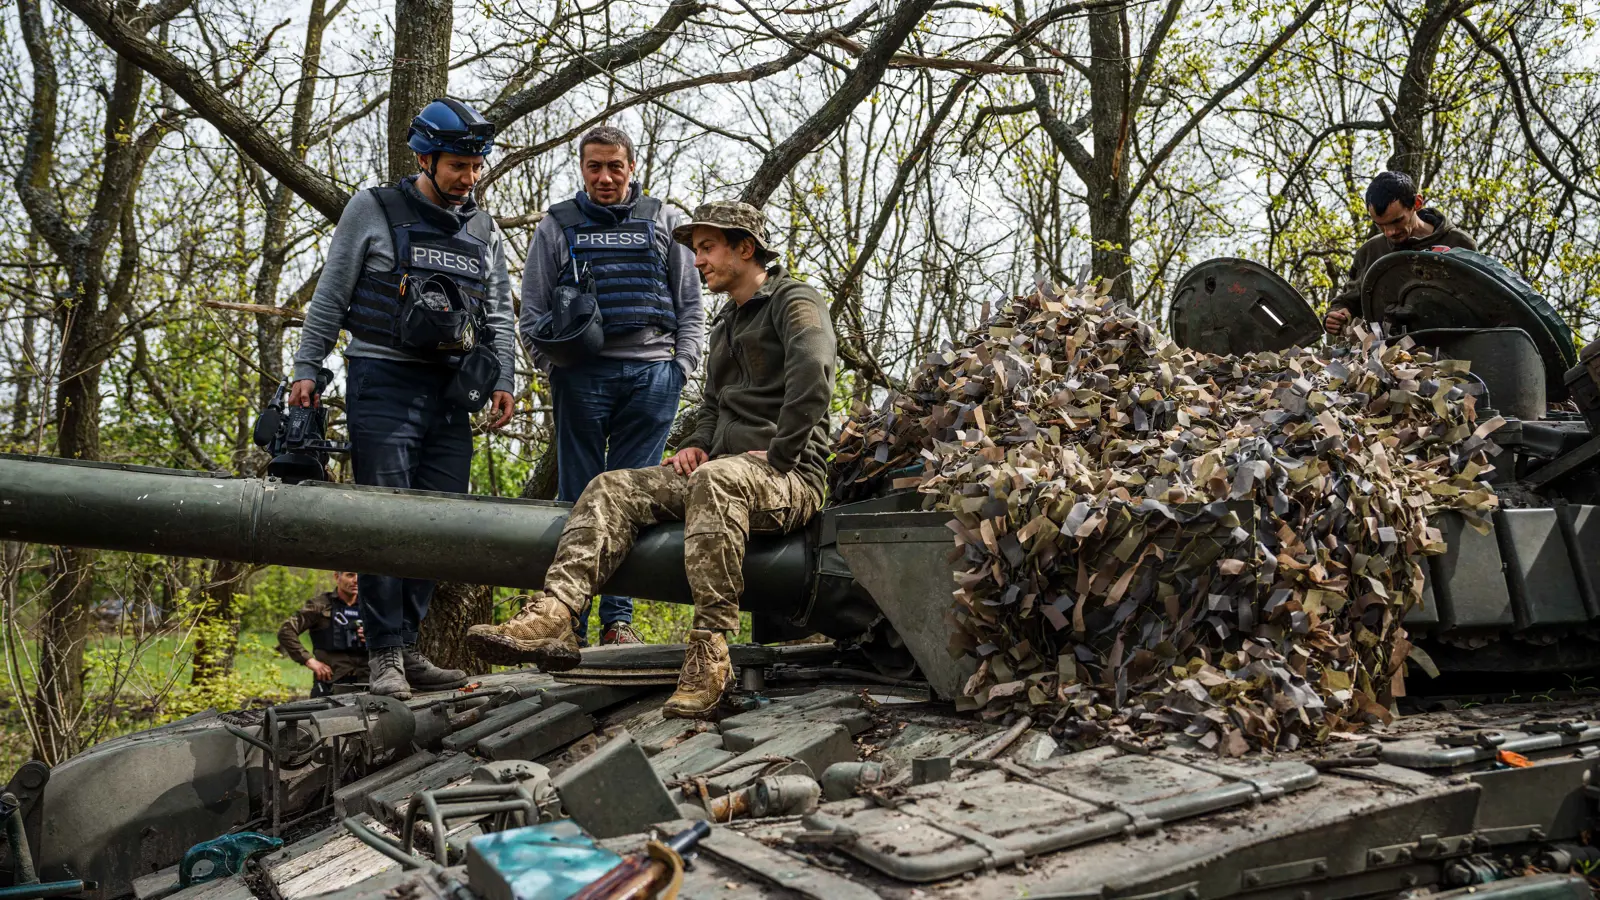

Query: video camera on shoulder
left=253, top=367, right=351, bottom=484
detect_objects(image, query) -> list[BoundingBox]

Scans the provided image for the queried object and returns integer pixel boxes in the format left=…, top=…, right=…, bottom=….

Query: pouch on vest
left=530, top=272, right=605, bottom=368
left=445, top=343, right=502, bottom=412
left=402, top=273, right=476, bottom=352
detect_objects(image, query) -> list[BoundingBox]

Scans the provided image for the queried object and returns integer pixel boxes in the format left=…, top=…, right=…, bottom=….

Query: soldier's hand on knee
left=486, top=391, right=515, bottom=430
left=745, top=450, right=768, bottom=462
left=288, top=379, right=319, bottom=408
left=666, top=446, right=708, bottom=475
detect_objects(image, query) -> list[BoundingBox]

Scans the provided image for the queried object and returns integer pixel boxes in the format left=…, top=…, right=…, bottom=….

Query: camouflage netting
left=831, top=283, right=1503, bottom=754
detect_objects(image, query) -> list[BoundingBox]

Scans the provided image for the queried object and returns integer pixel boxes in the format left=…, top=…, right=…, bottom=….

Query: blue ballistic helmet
left=407, top=98, right=496, bottom=157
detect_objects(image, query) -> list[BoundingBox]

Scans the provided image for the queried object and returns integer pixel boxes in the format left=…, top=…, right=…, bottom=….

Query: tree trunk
left=1386, top=0, right=1461, bottom=184
left=191, top=559, right=246, bottom=684
left=33, top=313, right=103, bottom=761
left=34, top=546, right=91, bottom=764
left=387, top=0, right=452, bottom=182
left=1087, top=199, right=1134, bottom=304
left=520, top=440, right=560, bottom=502
left=415, top=581, right=494, bottom=673
left=1084, top=5, right=1134, bottom=304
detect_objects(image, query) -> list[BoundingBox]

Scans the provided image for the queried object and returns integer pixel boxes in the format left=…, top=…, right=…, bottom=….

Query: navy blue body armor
left=309, top=604, right=364, bottom=653
left=347, top=186, right=494, bottom=358
left=549, top=196, right=677, bottom=336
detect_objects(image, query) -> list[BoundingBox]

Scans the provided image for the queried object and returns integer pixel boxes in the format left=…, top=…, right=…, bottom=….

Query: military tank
left=4, top=247, right=1600, bottom=900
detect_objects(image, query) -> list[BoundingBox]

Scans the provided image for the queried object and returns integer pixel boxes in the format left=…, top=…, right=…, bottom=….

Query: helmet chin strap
left=423, top=153, right=469, bottom=206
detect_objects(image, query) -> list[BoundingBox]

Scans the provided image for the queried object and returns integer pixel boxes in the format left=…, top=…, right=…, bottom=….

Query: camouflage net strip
left=831, top=284, right=1502, bottom=754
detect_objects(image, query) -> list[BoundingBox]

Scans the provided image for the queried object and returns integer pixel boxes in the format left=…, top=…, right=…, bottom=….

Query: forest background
left=1, top=0, right=1597, bottom=770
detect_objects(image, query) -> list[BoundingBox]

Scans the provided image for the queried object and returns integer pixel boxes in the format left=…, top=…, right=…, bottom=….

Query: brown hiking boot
left=601, top=621, right=645, bottom=645
left=465, top=592, right=582, bottom=671
left=662, top=630, right=731, bottom=719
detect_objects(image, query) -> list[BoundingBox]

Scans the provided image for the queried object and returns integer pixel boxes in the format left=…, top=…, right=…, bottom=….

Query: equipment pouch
left=401, top=274, right=474, bottom=351
left=445, top=343, right=502, bottom=411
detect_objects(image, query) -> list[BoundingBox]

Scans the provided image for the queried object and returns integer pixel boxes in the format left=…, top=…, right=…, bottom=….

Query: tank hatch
left=1361, top=248, right=1577, bottom=400
left=1168, top=257, right=1322, bottom=356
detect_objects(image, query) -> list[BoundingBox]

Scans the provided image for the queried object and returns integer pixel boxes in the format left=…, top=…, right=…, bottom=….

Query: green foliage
left=161, top=632, right=299, bottom=722
left=582, top=600, right=754, bottom=645
left=240, top=567, right=328, bottom=632
left=486, top=592, right=756, bottom=646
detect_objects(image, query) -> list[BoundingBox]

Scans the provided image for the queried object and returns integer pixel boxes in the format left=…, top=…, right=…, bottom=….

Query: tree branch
left=485, top=0, right=707, bottom=128
left=14, top=0, right=75, bottom=260
left=133, top=332, right=227, bottom=473
left=1455, top=13, right=1600, bottom=203
left=1126, top=0, right=1323, bottom=208
left=741, top=0, right=940, bottom=206
left=56, top=0, right=351, bottom=222
left=1126, top=0, right=1181, bottom=116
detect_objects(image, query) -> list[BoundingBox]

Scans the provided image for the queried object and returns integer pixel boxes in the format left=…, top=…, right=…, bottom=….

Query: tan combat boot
left=661, top=630, right=732, bottom=719
left=465, top=591, right=582, bottom=671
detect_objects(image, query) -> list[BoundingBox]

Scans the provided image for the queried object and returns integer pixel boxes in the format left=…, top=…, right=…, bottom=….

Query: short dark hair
left=1365, top=171, right=1417, bottom=214
left=579, top=126, right=635, bottom=163
left=724, top=228, right=777, bottom=265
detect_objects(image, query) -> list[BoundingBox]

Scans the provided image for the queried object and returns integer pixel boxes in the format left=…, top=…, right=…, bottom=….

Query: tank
left=5, top=248, right=1600, bottom=900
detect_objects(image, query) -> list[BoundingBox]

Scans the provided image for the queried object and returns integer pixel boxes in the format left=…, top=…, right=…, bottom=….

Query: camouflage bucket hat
left=671, top=200, right=774, bottom=258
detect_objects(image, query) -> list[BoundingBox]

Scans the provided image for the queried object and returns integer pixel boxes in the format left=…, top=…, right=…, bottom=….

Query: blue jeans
left=551, top=357, right=683, bottom=637
left=346, top=356, right=474, bottom=650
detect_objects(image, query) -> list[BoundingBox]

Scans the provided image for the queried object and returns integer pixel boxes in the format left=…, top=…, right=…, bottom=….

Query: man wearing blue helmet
left=289, top=98, right=519, bottom=698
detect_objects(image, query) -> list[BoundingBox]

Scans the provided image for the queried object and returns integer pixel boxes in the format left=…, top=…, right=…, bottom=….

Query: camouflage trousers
left=543, top=454, right=822, bottom=633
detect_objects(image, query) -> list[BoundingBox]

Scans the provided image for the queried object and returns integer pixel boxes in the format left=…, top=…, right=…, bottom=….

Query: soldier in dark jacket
left=1324, top=171, right=1477, bottom=335
left=470, top=201, right=834, bottom=718
left=278, top=571, right=367, bottom=697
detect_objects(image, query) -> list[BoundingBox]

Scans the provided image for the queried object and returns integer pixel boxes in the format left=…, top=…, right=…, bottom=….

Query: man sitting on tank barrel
left=277, top=571, right=366, bottom=697
left=1323, top=171, right=1477, bottom=336
left=468, top=201, right=836, bottom=718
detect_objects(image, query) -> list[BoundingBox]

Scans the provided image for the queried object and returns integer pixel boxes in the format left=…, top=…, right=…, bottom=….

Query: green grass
left=0, top=629, right=310, bottom=775
left=80, top=630, right=313, bottom=700
left=2, top=599, right=753, bottom=775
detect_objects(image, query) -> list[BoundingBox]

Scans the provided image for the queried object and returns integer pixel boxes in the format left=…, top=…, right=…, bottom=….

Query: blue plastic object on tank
left=180, top=832, right=284, bottom=886
left=465, top=822, right=623, bottom=900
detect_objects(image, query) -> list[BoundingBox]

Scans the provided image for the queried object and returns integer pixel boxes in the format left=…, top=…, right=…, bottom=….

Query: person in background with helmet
left=519, top=126, right=704, bottom=647
left=475, top=201, right=834, bottom=719
left=277, top=571, right=366, bottom=697
left=289, top=98, right=518, bottom=699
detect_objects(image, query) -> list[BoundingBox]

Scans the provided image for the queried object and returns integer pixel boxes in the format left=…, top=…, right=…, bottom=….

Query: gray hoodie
left=293, top=177, right=517, bottom=394
left=518, top=186, right=703, bottom=377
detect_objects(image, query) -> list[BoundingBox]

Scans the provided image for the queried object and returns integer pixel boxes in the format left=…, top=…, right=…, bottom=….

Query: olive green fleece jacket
left=681, top=267, right=836, bottom=498
left=1330, top=208, right=1477, bottom=317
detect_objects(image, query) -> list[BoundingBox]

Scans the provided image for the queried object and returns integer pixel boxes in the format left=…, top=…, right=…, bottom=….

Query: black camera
left=253, top=367, right=351, bottom=484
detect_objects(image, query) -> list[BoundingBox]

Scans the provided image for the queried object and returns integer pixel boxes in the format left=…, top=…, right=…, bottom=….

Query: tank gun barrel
left=0, top=453, right=809, bottom=614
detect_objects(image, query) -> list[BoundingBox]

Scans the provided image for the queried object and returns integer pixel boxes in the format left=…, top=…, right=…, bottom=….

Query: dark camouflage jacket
left=276, top=591, right=365, bottom=681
